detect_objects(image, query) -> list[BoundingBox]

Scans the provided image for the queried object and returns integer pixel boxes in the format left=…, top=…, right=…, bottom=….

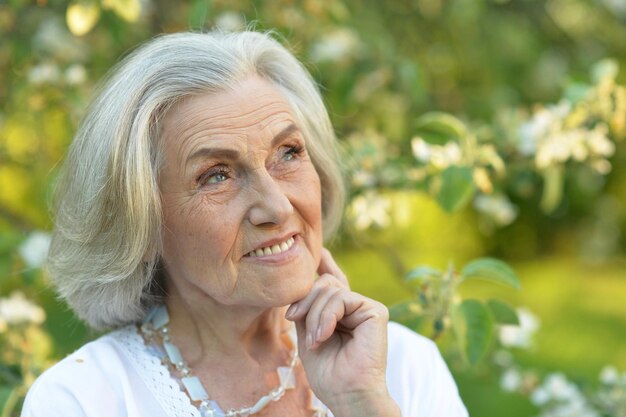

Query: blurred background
left=1, top=0, right=626, bottom=416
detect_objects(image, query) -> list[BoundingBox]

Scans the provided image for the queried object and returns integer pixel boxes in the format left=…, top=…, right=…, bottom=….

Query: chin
left=274, top=276, right=315, bottom=307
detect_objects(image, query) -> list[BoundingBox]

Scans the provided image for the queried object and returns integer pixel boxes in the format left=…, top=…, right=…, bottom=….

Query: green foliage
left=453, top=299, right=494, bottom=365
left=2, top=1, right=626, bottom=416
left=436, top=166, right=475, bottom=213
left=460, top=258, right=521, bottom=290
left=486, top=299, right=519, bottom=326
left=414, top=112, right=467, bottom=145
left=391, top=258, right=520, bottom=366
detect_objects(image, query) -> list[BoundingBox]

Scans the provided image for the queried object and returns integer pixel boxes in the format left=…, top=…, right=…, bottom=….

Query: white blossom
left=19, top=231, right=51, bottom=268
left=473, top=194, right=519, bottom=226
left=543, top=373, right=580, bottom=402
left=600, top=365, right=619, bottom=385
left=214, top=12, right=245, bottom=32
left=590, top=159, right=612, bottom=175
left=310, top=29, right=360, bottom=63
left=586, top=125, right=614, bottom=156
left=531, top=373, right=600, bottom=417
left=351, top=169, right=377, bottom=188
left=65, top=64, right=87, bottom=85
left=0, top=292, right=46, bottom=327
left=532, top=387, right=551, bottom=406
left=518, top=102, right=571, bottom=156
left=411, top=137, right=432, bottom=162
left=501, top=368, right=522, bottom=392
left=499, top=307, right=540, bottom=349
left=410, top=137, right=462, bottom=169
left=348, top=191, right=391, bottom=230
left=28, top=63, right=61, bottom=85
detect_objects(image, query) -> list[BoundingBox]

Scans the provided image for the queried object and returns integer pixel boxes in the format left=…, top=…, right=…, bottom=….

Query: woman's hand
left=285, top=249, right=401, bottom=417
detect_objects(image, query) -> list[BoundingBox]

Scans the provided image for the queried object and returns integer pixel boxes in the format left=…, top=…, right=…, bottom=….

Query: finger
left=294, top=317, right=307, bottom=357
left=316, top=248, right=349, bottom=288
left=285, top=273, right=343, bottom=321
left=314, top=293, right=389, bottom=348
left=304, top=286, right=343, bottom=349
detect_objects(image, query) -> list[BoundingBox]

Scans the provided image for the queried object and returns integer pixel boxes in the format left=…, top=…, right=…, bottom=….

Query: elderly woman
left=22, top=31, right=468, bottom=417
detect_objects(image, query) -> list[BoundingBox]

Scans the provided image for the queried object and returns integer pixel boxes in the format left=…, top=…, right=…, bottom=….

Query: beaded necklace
left=140, top=305, right=327, bottom=417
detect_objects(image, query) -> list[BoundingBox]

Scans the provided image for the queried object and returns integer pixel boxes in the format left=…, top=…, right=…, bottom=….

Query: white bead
left=249, top=395, right=272, bottom=413
left=277, top=366, right=296, bottom=389
left=151, top=305, right=169, bottom=329
left=181, top=376, right=209, bottom=401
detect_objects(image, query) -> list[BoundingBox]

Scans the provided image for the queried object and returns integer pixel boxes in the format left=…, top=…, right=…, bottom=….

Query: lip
left=243, top=233, right=300, bottom=263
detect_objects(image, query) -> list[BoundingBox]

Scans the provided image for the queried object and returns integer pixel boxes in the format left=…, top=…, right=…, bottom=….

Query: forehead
left=160, top=76, right=297, bottom=143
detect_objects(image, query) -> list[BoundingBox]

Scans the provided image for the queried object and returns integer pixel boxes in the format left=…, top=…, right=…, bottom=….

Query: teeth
left=247, top=236, right=295, bottom=258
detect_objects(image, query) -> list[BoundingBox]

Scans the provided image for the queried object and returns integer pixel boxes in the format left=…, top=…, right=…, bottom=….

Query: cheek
left=299, top=170, right=323, bottom=247
left=161, top=197, right=235, bottom=262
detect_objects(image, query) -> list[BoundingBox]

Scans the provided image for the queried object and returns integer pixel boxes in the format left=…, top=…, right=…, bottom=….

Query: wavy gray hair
left=48, top=31, right=345, bottom=330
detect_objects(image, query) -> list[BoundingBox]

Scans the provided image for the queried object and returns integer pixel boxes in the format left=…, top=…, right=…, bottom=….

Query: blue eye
left=207, top=172, right=228, bottom=183
left=198, top=167, right=230, bottom=186
left=283, top=145, right=303, bottom=161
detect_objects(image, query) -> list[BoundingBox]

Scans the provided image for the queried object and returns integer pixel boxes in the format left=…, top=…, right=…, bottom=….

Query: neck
left=163, top=286, right=291, bottom=367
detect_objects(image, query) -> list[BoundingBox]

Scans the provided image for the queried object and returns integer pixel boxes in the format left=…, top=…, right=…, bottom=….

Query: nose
left=246, top=170, right=294, bottom=227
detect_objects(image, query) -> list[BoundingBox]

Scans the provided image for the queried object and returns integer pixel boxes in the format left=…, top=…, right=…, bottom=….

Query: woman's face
left=158, top=76, right=323, bottom=309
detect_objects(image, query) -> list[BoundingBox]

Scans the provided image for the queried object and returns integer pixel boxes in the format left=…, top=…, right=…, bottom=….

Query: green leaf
left=436, top=166, right=475, bottom=213
left=461, top=258, right=521, bottom=290
left=0, top=386, right=18, bottom=417
left=487, top=299, right=519, bottom=325
left=405, top=266, right=441, bottom=283
left=454, top=299, right=494, bottom=365
left=388, top=301, right=425, bottom=332
left=540, top=165, right=564, bottom=214
left=414, top=112, right=467, bottom=144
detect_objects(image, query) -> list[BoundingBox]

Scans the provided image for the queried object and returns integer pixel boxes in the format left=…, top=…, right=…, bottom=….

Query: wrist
left=326, top=389, right=401, bottom=417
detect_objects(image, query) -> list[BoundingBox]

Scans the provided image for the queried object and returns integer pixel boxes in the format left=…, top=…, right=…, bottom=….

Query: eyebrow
left=185, top=123, right=302, bottom=165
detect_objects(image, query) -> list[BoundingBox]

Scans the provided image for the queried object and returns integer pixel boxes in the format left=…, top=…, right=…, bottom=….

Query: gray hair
left=47, top=31, right=345, bottom=330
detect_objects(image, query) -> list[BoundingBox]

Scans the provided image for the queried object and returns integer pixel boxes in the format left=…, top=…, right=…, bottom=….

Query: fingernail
left=285, top=304, right=298, bottom=319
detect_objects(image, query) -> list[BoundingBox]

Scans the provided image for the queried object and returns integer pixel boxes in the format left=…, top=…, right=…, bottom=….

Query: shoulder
left=385, top=322, right=469, bottom=417
left=22, top=327, right=138, bottom=417
left=385, top=321, right=444, bottom=389
left=387, top=321, right=440, bottom=357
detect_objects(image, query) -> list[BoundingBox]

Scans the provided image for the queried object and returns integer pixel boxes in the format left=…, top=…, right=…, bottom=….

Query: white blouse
left=22, top=322, right=468, bottom=417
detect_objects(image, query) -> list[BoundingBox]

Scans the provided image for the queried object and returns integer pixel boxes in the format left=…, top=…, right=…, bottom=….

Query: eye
left=198, top=167, right=230, bottom=186
left=282, top=145, right=304, bottom=161
left=208, top=172, right=228, bottom=183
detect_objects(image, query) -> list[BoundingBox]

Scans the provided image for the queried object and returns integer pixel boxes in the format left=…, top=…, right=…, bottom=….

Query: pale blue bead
left=142, top=306, right=158, bottom=324
left=151, top=305, right=170, bottom=329
left=277, top=366, right=295, bottom=389
left=200, top=401, right=222, bottom=417
left=181, top=376, right=209, bottom=401
left=163, top=341, right=184, bottom=365
left=200, top=409, right=215, bottom=417
left=249, top=395, right=272, bottom=413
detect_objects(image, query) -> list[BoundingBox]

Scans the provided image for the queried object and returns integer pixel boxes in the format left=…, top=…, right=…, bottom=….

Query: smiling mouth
left=245, top=236, right=296, bottom=258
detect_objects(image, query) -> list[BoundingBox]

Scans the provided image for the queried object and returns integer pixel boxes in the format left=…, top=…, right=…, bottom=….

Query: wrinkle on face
left=157, top=75, right=322, bottom=310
